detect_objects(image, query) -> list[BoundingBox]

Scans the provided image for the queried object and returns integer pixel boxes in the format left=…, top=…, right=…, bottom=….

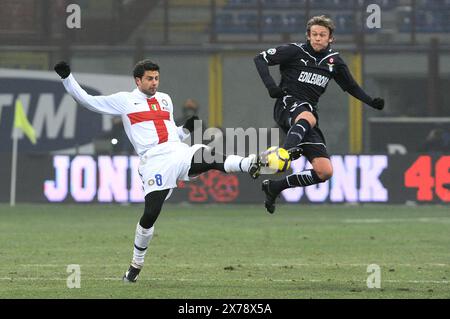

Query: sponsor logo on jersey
left=301, top=59, right=308, bottom=66
left=267, top=48, right=276, bottom=55
left=298, top=71, right=330, bottom=88
left=162, top=99, right=168, bottom=106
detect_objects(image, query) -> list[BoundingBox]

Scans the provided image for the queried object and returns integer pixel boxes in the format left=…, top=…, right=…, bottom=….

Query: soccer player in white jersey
left=54, top=60, right=262, bottom=282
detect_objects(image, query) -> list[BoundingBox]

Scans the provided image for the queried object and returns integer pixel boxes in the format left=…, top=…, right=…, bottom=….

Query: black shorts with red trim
left=273, top=95, right=330, bottom=161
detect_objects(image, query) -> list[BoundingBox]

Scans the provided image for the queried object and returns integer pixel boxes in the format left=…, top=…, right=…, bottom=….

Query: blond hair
left=306, top=15, right=335, bottom=36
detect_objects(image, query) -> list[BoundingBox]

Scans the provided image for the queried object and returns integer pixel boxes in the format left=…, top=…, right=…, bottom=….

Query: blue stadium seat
left=215, top=13, right=235, bottom=33
left=442, top=11, right=450, bottom=31
left=261, top=0, right=306, bottom=8
left=429, top=11, right=450, bottom=32
left=236, top=13, right=258, bottom=33
left=397, top=11, right=413, bottom=33
left=227, top=0, right=257, bottom=8
left=357, top=0, right=398, bottom=9
left=415, top=11, right=442, bottom=32
left=311, top=0, right=334, bottom=9
left=262, top=13, right=283, bottom=33
left=397, top=10, right=447, bottom=33
left=215, top=13, right=259, bottom=33
left=381, top=0, right=399, bottom=9
left=417, top=0, right=450, bottom=9
left=334, top=14, right=354, bottom=34
left=310, top=0, right=357, bottom=10
left=283, top=13, right=306, bottom=33
left=328, top=0, right=353, bottom=9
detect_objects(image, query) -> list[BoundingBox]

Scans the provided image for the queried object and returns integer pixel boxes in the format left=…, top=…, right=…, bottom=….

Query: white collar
left=133, top=88, right=156, bottom=99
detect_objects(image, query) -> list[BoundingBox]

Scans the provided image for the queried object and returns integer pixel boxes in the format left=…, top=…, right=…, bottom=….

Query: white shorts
left=138, top=142, right=207, bottom=196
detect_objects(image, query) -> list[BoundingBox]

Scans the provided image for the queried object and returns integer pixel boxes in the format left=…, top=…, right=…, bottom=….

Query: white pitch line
left=12, top=263, right=450, bottom=268
left=384, top=280, right=450, bottom=284
left=0, top=277, right=449, bottom=285
left=343, top=217, right=450, bottom=224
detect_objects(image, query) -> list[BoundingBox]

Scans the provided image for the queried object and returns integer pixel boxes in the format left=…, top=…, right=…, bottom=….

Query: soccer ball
left=262, top=146, right=291, bottom=173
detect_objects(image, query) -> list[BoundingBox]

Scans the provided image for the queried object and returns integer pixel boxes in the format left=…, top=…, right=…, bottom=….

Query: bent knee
left=294, top=111, right=316, bottom=127
left=315, top=167, right=333, bottom=181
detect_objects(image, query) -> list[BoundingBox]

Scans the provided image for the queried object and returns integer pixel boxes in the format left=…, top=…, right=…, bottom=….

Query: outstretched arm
left=55, top=61, right=127, bottom=115
left=334, top=63, right=384, bottom=110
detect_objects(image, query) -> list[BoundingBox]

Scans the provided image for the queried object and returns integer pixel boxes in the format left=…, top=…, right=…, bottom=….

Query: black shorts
left=273, top=96, right=330, bottom=161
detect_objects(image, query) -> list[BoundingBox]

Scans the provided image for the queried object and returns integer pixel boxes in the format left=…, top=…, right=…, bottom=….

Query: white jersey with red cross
left=62, top=74, right=189, bottom=157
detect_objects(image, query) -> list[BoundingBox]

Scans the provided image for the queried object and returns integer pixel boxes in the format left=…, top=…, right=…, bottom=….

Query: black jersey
left=254, top=41, right=371, bottom=108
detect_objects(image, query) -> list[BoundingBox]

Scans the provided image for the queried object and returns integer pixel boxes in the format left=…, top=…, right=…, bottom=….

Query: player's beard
left=307, top=40, right=330, bottom=53
left=141, top=87, right=157, bottom=96
left=311, top=43, right=327, bottom=52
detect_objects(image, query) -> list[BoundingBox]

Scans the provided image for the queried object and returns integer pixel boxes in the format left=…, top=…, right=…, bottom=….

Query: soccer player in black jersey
left=254, top=15, right=385, bottom=214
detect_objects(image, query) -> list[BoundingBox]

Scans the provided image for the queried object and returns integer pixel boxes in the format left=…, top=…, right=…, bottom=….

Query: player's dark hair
left=306, top=15, right=335, bottom=36
left=133, top=59, right=160, bottom=79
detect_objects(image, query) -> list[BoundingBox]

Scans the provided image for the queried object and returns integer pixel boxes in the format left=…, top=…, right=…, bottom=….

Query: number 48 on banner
left=404, top=156, right=450, bottom=202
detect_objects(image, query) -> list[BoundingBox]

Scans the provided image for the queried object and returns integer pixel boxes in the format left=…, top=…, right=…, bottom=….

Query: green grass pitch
left=0, top=203, right=449, bottom=298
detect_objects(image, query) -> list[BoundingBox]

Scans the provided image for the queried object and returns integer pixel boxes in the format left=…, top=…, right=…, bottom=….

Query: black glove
left=54, top=61, right=71, bottom=79
left=183, top=115, right=199, bottom=133
left=268, top=86, right=286, bottom=99
left=370, top=97, right=384, bottom=110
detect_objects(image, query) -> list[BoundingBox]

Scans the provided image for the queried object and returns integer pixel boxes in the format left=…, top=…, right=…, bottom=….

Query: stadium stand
left=1, top=0, right=449, bottom=45
left=210, top=0, right=450, bottom=41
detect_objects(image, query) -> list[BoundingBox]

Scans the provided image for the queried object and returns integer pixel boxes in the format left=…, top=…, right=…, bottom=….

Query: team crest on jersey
left=150, top=103, right=158, bottom=111
left=327, top=58, right=334, bottom=72
left=267, top=48, right=276, bottom=55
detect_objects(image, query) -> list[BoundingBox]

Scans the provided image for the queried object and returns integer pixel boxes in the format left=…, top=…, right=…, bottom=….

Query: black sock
left=188, top=148, right=226, bottom=175
left=270, top=169, right=322, bottom=194
left=283, top=119, right=311, bottom=150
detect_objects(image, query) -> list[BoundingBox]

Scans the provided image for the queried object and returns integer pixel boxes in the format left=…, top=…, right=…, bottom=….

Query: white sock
left=224, top=155, right=253, bottom=173
left=132, top=223, right=154, bottom=268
